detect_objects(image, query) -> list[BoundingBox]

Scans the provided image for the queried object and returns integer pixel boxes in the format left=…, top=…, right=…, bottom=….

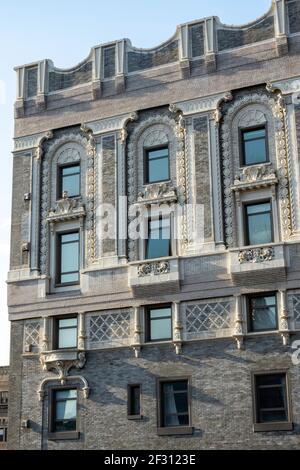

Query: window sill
left=157, top=426, right=194, bottom=436
left=48, top=431, right=80, bottom=441
left=127, top=415, right=143, bottom=421
left=253, top=422, right=293, bottom=432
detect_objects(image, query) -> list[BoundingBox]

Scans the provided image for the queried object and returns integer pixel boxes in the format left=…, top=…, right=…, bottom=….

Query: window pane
left=150, top=308, right=172, bottom=319
left=148, top=148, right=169, bottom=160
left=56, top=390, right=77, bottom=400
left=61, top=233, right=79, bottom=243
left=162, top=381, right=189, bottom=427
left=62, top=165, right=80, bottom=176
left=62, top=174, right=80, bottom=197
left=244, top=129, right=266, bottom=141
left=259, top=388, right=286, bottom=409
left=61, top=273, right=79, bottom=284
left=146, top=239, right=170, bottom=259
left=58, top=328, right=77, bottom=349
left=130, top=386, right=140, bottom=415
left=256, top=375, right=285, bottom=387
left=56, top=400, right=77, bottom=421
left=247, top=203, right=271, bottom=215
left=151, top=318, right=172, bottom=340
left=260, top=409, right=288, bottom=423
left=59, top=318, right=77, bottom=328
left=61, top=242, right=79, bottom=274
left=148, top=158, right=169, bottom=183
left=0, top=429, right=4, bottom=442
left=250, top=296, right=277, bottom=331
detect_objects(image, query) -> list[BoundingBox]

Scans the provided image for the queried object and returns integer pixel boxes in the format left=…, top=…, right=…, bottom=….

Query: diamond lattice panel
left=186, top=301, right=232, bottom=337
left=89, top=310, right=131, bottom=344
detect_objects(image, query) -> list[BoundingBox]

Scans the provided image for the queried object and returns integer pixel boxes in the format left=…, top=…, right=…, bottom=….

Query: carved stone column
left=78, top=312, right=86, bottom=351
left=132, top=306, right=142, bottom=358
left=233, top=295, right=244, bottom=350
left=117, top=131, right=127, bottom=260
left=279, top=290, right=290, bottom=346
left=115, top=40, right=126, bottom=93
left=173, top=302, right=183, bottom=355
left=179, top=24, right=190, bottom=78
left=42, top=317, right=49, bottom=352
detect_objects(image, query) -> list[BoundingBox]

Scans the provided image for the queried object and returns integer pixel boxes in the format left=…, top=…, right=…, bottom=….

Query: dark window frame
left=127, top=384, right=142, bottom=420
left=0, top=391, right=8, bottom=405
left=0, top=427, right=7, bottom=442
left=54, top=315, right=78, bottom=351
left=240, top=124, right=269, bottom=167
left=55, top=230, right=80, bottom=287
left=156, top=377, right=193, bottom=436
left=57, top=162, right=81, bottom=200
left=48, top=386, right=80, bottom=441
left=145, top=214, right=172, bottom=261
left=144, top=145, right=170, bottom=185
left=251, top=371, right=293, bottom=432
left=244, top=199, right=274, bottom=247
left=247, top=292, right=278, bottom=333
left=146, top=304, right=173, bottom=343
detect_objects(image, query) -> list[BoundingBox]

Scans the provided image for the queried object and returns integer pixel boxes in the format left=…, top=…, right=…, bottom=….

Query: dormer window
left=241, top=126, right=268, bottom=166
left=58, top=163, right=80, bottom=199
left=145, top=146, right=169, bottom=184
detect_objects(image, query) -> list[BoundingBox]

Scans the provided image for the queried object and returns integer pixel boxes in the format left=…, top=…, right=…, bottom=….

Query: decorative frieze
left=138, top=261, right=170, bottom=277
left=47, top=194, right=86, bottom=224
left=137, top=183, right=177, bottom=205
left=238, top=247, right=275, bottom=264
left=233, top=165, right=277, bottom=188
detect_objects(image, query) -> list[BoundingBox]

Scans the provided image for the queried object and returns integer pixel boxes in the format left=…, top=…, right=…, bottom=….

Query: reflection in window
left=145, top=147, right=169, bottom=184
left=146, top=217, right=171, bottom=260
left=255, top=374, right=289, bottom=424
left=59, top=164, right=80, bottom=198
left=245, top=202, right=273, bottom=246
left=160, top=380, right=189, bottom=428
left=242, top=127, right=268, bottom=166
left=248, top=294, right=277, bottom=332
left=147, top=305, right=172, bottom=342
left=53, top=389, right=77, bottom=432
left=57, top=317, right=78, bottom=349
left=57, top=232, right=80, bottom=285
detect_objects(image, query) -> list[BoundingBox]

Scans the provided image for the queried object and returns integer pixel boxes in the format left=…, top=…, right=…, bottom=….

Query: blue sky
left=0, top=0, right=271, bottom=365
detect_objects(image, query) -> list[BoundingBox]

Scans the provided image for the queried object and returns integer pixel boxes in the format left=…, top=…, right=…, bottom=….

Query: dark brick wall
left=102, top=135, right=117, bottom=256
left=288, top=0, right=300, bottom=34
left=7, top=321, right=24, bottom=450
left=11, top=335, right=300, bottom=449
left=10, top=155, right=31, bottom=270
left=194, top=116, right=212, bottom=241
left=26, top=67, right=38, bottom=98
left=189, top=24, right=205, bottom=58
left=217, top=16, right=275, bottom=52
left=48, top=62, right=92, bottom=93
left=127, top=41, right=179, bottom=73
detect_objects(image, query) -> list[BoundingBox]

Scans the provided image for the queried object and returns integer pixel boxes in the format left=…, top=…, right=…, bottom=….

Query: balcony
left=129, top=257, right=181, bottom=297
left=230, top=243, right=287, bottom=285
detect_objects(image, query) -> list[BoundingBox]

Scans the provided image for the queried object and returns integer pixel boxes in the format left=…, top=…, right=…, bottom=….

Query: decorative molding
left=137, top=183, right=177, bottom=205
left=238, top=247, right=275, bottom=264
left=132, top=306, right=142, bottom=358
left=233, top=296, right=244, bottom=350
left=173, top=302, right=183, bottom=355
left=39, top=350, right=87, bottom=381
left=85, top=112, right=138, bottom=137
left=38, top=375, right=89, bottom=401
left=47, top=194, right=86, bottom=224
left=170, top=91, right=232, bottom=117
left=138, top=261, right=170, bottom=277
left=14, top=131, right=53, bottom=153
left=267, top=78, right=300, bottom=96
left=221, top=91, right=292, bottom=247
left=232, top=164, right=278, bottom=191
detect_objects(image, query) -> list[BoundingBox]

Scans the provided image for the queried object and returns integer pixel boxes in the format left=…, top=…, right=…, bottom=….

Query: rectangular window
left=145, top=146, right=170, bottom=184
left=127, top=385, right=141, bottom=419
left=56, top=317, right=78, bottom=349
left=146, top=216, right=171, bottom=260
left=57, top=232, right=80, bottom=285
left=58, top=164, right=80, bottom=198
left=245, top=201, right=273, bottom=246
left=0, top=391, right=8, bottom=405
left=241, top=126, right=268, bottom=166
left=248, top=294, right=278, bottom=333
left=147, top=305, right=172, bottom=342
left=157, top=379, right=193, bottom=435
left=52, top=389, right=77, bottom=433
left=0, top=428, right=7, bottom=442
left=253, top=373, right=293, bottom=431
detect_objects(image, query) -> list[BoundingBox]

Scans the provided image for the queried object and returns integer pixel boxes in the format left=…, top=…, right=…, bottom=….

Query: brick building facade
left=7, top=0, right=300, bottom=449
left=0, top=367, right=9, bottom=450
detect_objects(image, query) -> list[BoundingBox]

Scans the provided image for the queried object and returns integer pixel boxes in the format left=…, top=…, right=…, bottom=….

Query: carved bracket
left=138, top=261, right=170, bottom=277
left=238, top=247, right=275, bottom=264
